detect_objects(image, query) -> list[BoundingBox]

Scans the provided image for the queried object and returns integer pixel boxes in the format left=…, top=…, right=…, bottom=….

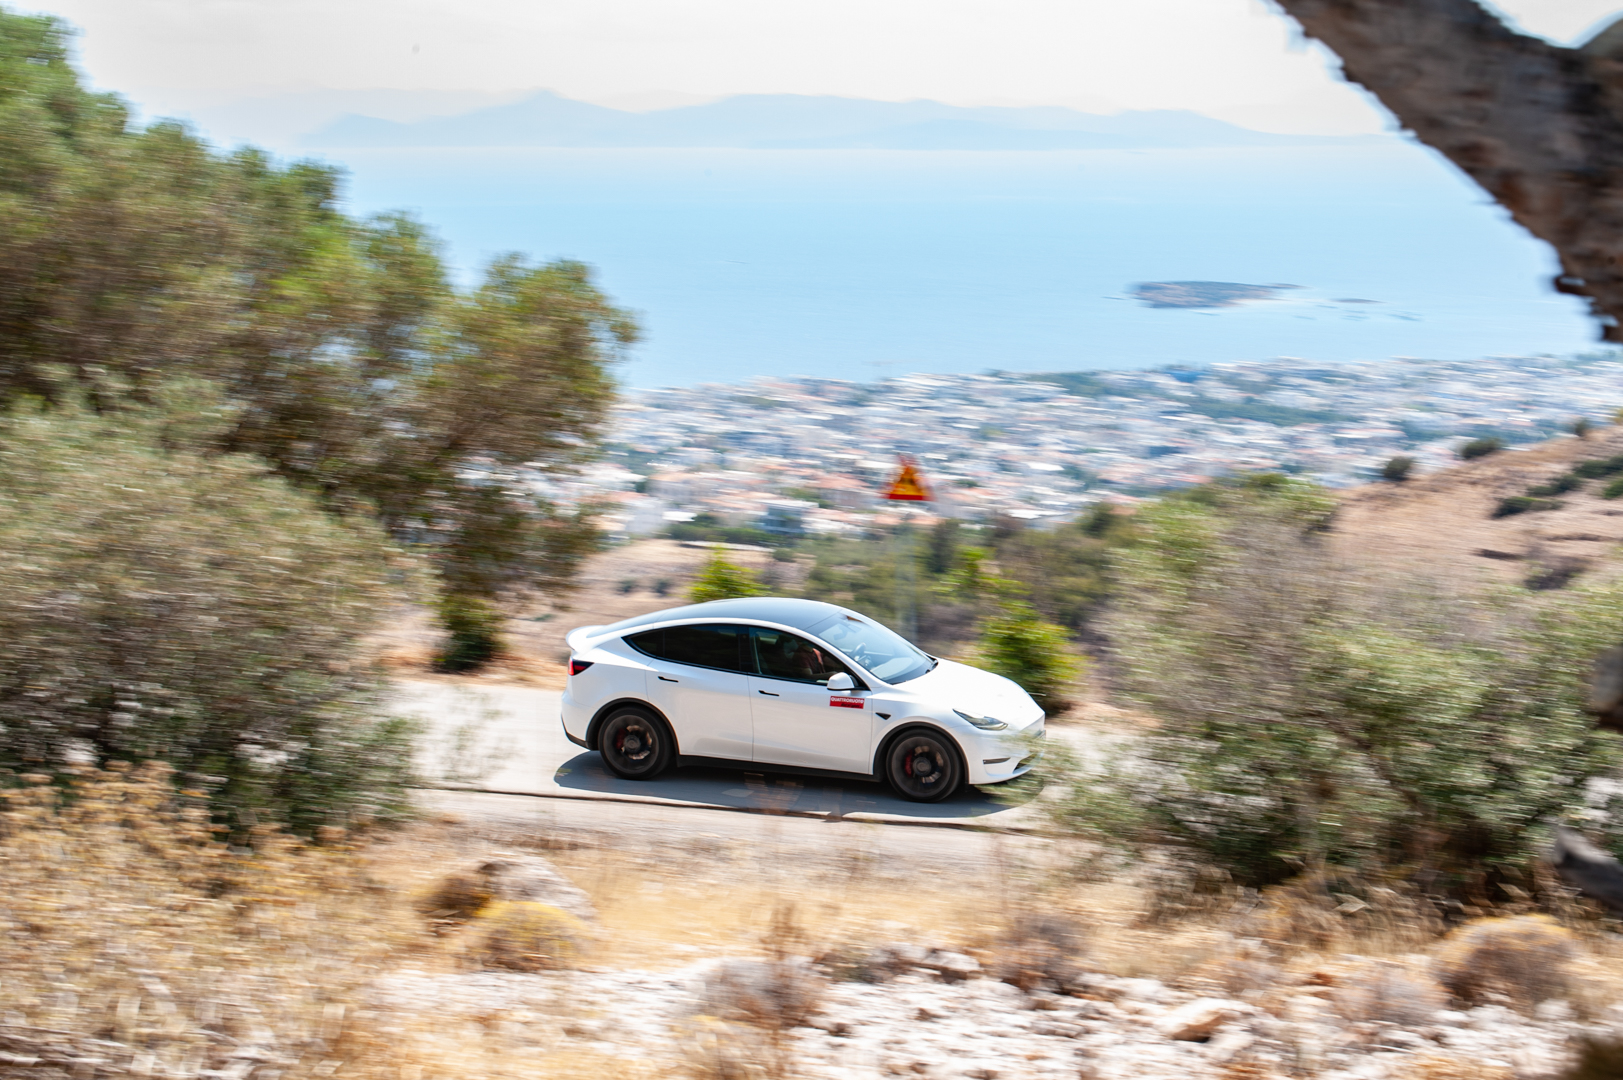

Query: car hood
left=900, top=658, right=1044, bottom=729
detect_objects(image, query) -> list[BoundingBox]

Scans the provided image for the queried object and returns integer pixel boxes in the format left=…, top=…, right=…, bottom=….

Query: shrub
left=1526, top=557, right=1587, bottom=591
left=0, top=391, right=416, bottom=833
left=1529, top=473, right=1582, bottom=496
left=973, top=600, right=1083, bottom=709
left=1040, top=477, right=1623, bottom=893
left=700, top=958, right=825, bottom=1029
left=419, top=869, right=495, bottom=922
left=1573, top=417, right=1593, bottom=439
left=1331, top=960, right=1447, bottom=1025
left=689, top=547, right=767, bottom=602
left=1460, top=437, right=1504, bottom=460
left=1381, top=455, right=1416, bottom=482
left=985, top=912, right=1087, bottom=992
left=434, top=592, right=506, bottom=672
left=1605, top=477, right=1623, bottom=500
left=1572, top=457, right=1623, bottom=479
left=1433, top=916, right=1577, bottom=1009
left=474, top=900, right=587, bottom=971
left=1493, top=495, right=1561, bottom=518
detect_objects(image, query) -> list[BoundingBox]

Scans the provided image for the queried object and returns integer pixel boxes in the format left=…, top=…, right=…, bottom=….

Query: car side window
left=625, top=624, right=753, bottom=674
left=750, top=627, right=855, bottom=686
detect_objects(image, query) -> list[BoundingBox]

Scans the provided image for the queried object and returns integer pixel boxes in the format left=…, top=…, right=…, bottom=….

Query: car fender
left=587, top=698, right=679, bottom=754
left=872, top=720, right=967, bottom=778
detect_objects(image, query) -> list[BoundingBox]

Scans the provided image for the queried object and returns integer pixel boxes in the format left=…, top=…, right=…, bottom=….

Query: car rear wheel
left=598, top=706, right=674, bottom=780
left=886, top=729, right=962, bottom=802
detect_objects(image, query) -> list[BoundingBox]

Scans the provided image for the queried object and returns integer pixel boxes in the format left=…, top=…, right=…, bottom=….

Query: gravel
left=370, top=957, right=1621, bottom=1079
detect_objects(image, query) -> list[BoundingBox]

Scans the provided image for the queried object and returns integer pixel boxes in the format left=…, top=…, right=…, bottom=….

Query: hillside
left=1333, top=427, right=1623, bottom=589
left=301, top=91, right=1380, bottom=150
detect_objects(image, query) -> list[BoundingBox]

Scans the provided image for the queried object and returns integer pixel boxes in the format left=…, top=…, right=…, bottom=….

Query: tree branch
left=1273, top=0, right=1623, bottom=339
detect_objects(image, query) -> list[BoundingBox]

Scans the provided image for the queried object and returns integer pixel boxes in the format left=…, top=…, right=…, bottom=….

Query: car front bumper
left=962, top=723, right=1043, bottom=786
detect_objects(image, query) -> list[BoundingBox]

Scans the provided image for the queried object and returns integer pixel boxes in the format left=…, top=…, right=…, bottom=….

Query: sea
left=319, top=141, right=1599, bottom=388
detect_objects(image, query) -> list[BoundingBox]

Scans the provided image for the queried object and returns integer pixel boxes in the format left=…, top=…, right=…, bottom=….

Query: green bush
left=1039, top=477, right=1623, bottom=893
left=1493, top=495, right=1561, bottom=518
left=1528, top=473, right=1581, bottom=496
left=689, top=547, right=767, bottom=602
left=1572, top=454, right=1623, bottom=479
left=974, top=600, right=1083, bottom=710
left=0, top=389, right=416, bottom=834
left=1380, top=455, right=1416, bottom=482
left=1460, top=437, right=1504, bottom=460
left=1604, top=477, right=1623, bottom=500
left=434, top=593, right=505, bottom=673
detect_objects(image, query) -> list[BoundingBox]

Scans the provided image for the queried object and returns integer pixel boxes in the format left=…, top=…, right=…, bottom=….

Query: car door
left=747, top=626, right=873, bottom=774
left=624, top=623, right=755, bottom=761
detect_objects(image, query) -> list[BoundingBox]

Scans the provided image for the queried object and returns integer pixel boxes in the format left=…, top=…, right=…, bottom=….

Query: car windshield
left=810, top=613, right=934, bottom=684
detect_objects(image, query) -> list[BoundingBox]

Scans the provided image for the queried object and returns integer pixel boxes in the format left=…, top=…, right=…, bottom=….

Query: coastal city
left=531, top=352, right=1623, bottom=538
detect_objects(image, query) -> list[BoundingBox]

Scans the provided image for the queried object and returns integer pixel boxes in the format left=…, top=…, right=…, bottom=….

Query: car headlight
left=953, top=709, right=1008, bottom=731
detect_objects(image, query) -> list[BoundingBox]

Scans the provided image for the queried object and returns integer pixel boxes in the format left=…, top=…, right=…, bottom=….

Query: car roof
left=601, top=596, right=853, bottom=636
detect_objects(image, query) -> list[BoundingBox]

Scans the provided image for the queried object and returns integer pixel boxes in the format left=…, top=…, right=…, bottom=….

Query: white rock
left=1114, top=978, right=1169, bottom=1002
left=1203, top=1026, right=1254, bottom=1061
left=923, top=951, right=982, bottom=982
left=1534, top=998, right=1574, bottom=1022
left=479, top=854, right=596, bottom=921
left=1153, top=998, right=1250, bottom=1041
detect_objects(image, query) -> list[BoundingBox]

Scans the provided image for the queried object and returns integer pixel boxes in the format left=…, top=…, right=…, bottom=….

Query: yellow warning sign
left=883, top=455, right=932, bottom=502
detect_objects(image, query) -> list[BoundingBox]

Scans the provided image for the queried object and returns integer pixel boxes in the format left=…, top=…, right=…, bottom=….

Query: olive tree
left=0, top=388, right=416, bottom=833
left=0, top=8, right=636, bottom=664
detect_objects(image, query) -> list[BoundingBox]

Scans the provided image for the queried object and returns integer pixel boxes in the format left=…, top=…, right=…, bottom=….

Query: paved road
left=394, top=679, right=1075, bottom=829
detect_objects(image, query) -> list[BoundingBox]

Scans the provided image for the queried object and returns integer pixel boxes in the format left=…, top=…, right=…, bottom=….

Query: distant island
left=301, top=92, right=1387, bottom=152
left=1130, top=281, right=1303, bottom=309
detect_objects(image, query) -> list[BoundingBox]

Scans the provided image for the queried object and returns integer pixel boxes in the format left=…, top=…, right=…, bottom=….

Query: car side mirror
left=826, top=672, right=855, bottom=691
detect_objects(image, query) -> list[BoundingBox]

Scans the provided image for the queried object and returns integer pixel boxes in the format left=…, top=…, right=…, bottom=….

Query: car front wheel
left=885, top=730, right=962, bottom=802
left=598, top=706, right=674, bottom=780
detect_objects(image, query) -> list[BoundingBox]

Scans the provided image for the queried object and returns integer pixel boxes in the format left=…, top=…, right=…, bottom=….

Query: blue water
left=322, top=143, right=1597, bottom=387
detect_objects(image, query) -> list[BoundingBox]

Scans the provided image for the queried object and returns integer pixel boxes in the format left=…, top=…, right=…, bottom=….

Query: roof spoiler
left=565, top=625, right=607, bottom=652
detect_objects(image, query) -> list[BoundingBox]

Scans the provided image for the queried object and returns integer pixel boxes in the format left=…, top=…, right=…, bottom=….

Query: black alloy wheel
left=598, top=707, right=674, bottom=780
left=886, top=730, right=962, bottom=803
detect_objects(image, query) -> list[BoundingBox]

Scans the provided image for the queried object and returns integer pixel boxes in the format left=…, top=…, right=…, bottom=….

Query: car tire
left=885, top=729, right=962, bottom=802
left=597, top=706, right=674, bottom=780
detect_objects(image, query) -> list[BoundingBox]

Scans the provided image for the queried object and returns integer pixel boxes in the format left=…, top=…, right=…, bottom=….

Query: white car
left=560, top=597, right=1045, bottom=802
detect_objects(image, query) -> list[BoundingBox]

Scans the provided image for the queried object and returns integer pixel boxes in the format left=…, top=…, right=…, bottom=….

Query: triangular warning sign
left=883, top=456, right=932, bottom=502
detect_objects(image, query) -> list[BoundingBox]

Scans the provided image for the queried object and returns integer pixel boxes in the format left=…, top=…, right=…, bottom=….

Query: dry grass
left=13, top=765, right=1623, bottom=1080
left=1331, top=426, right=1623, bottom=588
left=1398, top=1055, right=1515, bottom=1080
left=0, top=764, right=423, bottom=1080
left=0, top=767, right=649, bottom=1080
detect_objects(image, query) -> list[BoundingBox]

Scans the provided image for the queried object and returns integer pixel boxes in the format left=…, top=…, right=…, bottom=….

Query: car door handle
left=757, top=689, right=780, bottom=697
left=658, top=675, right=679, bottom=683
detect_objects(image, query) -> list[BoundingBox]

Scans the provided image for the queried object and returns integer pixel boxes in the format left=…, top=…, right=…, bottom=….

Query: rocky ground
left=350, top=809, right=1623, bottom=1080
left=369, top=951, right=1616, bottom=1080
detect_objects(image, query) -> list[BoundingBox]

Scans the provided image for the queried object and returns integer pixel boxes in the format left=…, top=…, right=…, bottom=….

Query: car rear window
left=624, top=624, right=753, bottom=674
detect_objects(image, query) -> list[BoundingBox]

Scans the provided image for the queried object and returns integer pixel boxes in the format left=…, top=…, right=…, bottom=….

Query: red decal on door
left=829, top=696, right=866, bottom=709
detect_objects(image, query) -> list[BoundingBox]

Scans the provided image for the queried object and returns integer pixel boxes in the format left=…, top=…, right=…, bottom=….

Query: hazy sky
left=21, top=0, right=1623, bottom=136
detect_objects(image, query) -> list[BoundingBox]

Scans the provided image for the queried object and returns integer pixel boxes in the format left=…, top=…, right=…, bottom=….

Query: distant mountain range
left=301, top=92, right=1382, bottom=151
